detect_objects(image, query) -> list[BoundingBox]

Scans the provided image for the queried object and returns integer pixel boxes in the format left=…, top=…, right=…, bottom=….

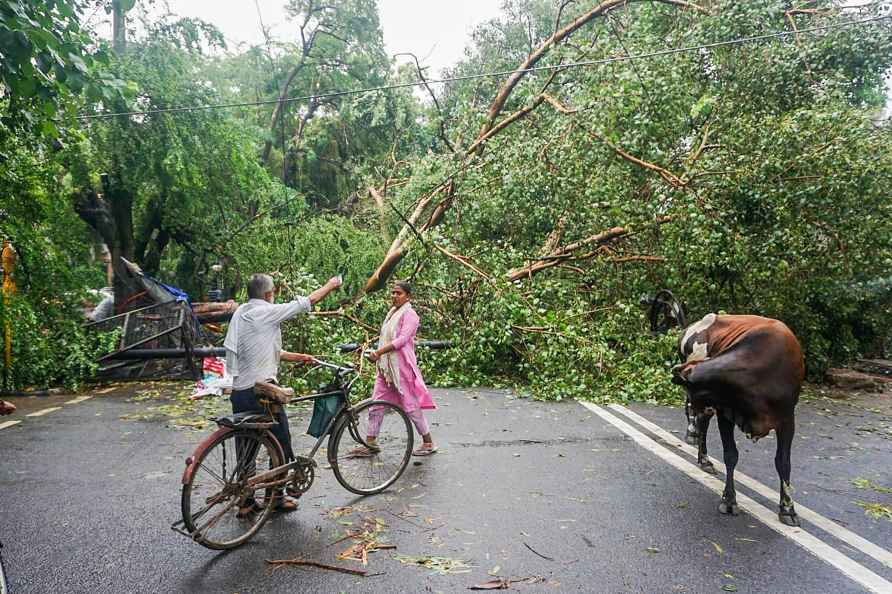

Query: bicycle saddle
left=213, top=412, right=276, bottom=429
left=254, top=380, right=294, bottom=404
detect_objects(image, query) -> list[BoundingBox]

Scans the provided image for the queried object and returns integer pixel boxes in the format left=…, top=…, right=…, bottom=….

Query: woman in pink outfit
left=366, top=281, right=437, bottom=456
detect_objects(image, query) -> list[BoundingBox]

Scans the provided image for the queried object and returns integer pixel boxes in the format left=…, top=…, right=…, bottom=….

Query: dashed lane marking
left=607, top=403, right=892, bottom=569
left=0, top=420, right=21, bottom=430
left=25, top=407, right=62, bottom=418
left=65, top=396, right=93, bottom=405
left=580, top=401, right=892, bottom=594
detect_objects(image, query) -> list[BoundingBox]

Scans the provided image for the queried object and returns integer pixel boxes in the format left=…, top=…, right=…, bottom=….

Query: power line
left=75, top=14, right=890, bottom=121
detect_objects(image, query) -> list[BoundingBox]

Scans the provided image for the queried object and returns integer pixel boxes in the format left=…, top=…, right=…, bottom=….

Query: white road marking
left=0, top=420, right=21, bottom=430
left=65, top=396, right=93, bottom=405
left=607, top=403, right=892, bottom=569
left=25, top=407, right=62, bottom=417
left=580, top=401, right=892, bottom=594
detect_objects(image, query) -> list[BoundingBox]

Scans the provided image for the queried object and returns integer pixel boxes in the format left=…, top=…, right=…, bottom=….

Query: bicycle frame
left=245, top=362, right=370, bottom=488
left=174, top=360, right=371, bottom=538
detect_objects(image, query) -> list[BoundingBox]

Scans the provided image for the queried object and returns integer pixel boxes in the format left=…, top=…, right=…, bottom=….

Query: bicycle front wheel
left=329, top=399, right=413, bottom=495
left=181, top=429, right=285, bottom=550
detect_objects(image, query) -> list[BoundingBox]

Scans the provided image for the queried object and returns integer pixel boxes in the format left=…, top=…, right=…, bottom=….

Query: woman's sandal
left=412, top=443, right=438, bottom=457
left=346, top=446, right=375, bottom=458
left=346, top=440, right=380, bottom=458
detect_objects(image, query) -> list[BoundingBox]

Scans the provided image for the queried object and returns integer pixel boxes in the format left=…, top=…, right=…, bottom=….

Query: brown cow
left=672, top=314, right=805, bottom=526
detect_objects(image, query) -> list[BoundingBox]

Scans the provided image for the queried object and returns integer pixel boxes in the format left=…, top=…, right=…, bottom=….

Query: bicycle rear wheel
left=181, top=429, right=285, bottom=550
left=329, top=399, right=413, bottom=495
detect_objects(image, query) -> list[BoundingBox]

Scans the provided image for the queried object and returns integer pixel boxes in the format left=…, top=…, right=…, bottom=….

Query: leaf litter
left=854, top=501, right=892, bottom=522
left=468, top=576, right=546, bottom=590
left=852, top=478, right=892, bottom=495
left=333, top=517, right=395, bottom=565
left=120, top=382, right=229, bottom=430
left=393, top=554, right=473, bottom=575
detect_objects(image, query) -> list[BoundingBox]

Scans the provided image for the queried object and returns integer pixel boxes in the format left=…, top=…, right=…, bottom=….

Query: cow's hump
left=681, top=313, right=716, bottom=362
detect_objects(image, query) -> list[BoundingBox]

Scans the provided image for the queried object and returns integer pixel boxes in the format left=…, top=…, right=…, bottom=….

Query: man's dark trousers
left=230, top=387, right=294, bottom=461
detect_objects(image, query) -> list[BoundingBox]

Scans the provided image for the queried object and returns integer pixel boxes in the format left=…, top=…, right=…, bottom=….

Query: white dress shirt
left=224, top=297, right=312, bottom=390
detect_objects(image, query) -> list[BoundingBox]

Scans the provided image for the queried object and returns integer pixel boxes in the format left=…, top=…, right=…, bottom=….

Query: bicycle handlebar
left=311, top=359, right=355, bottom=374
left=336, top=339, right=452, bottom=353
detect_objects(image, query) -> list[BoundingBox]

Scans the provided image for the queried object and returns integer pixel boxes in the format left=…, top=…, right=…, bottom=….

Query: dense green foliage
left=2, top=0, right=891, bottom=399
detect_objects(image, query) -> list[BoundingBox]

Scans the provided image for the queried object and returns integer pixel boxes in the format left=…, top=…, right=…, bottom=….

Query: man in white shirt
left=224, top=272, right=341, bottom=513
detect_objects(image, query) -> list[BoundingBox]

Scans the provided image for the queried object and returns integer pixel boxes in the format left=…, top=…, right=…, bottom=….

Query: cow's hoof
left=699, top=460, right=717, bottom=474
left=718, top=500, right=739, bottom=515
left=779, top=511, right=800, bottom=527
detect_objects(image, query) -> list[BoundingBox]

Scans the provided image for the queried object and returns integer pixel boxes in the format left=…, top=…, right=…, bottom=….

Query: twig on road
left=386, top=509, right=446, bottom=532
left=266, top=558, right=368, bottom=576
left=523, top=542, right=554, bottom=561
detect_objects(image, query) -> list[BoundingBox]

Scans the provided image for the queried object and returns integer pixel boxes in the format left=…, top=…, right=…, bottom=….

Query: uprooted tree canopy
left=344, top=0, right=892, bottom=399
left=3, top=0, right=892, bottom=398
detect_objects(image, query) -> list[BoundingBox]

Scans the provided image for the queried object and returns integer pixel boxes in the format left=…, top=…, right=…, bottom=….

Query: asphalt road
left=1, top=383, right=891, bottom=593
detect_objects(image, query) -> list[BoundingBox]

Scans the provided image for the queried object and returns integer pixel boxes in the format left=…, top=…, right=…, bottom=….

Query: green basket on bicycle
left=307, top=384, right=341, bottom=438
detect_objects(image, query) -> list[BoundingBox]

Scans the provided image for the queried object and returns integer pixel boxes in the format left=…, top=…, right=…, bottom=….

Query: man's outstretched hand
left=0, top=400, right=16, bottom=415
left=308, top=275, right=343, bottom=305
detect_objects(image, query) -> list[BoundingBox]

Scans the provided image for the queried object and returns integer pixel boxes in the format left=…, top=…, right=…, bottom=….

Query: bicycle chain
left=289, top=461, right=315, bottom=495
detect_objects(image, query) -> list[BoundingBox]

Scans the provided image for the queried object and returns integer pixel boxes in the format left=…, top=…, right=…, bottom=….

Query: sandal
left=346, top=439, right=380, bottom=458
left=237, top=501, right=263, bottom=519
left=273, top=498, right=299, bottom=513
left=346, top=446, right=375, bottom=458
left=412, top=444, right=438, bottom=457
left=260, top=494, right=299, bottom=513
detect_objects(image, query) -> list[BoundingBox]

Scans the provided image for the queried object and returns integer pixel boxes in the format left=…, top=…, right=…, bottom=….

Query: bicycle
left=172, top=356, right=414, bottom=550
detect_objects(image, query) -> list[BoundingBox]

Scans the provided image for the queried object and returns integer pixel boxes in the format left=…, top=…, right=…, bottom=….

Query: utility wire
left=75, top=14, right=890, bottom=121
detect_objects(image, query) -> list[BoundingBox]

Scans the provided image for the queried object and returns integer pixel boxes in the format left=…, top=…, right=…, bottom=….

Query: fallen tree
left=361, top=0, right=706, bottom=294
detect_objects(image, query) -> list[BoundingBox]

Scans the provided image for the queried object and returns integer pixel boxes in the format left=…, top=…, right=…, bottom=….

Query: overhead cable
left=75, top=14, right=890, bottom=121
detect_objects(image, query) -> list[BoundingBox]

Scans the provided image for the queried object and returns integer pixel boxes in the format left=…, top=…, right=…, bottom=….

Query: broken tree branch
left=587, top=128, right=686, bottom=187
left=506, top=216, right=672, bottom=281
left=395, top=52, right=455, bottom=152
left=609, top=254, right=665, bottom=263
left=432, top=244, right=493, bottom=281
left=368, top=186, right=390, bottom=242
left=478, top=0, right=706, bottom=140
left=542, top=93, right=578, bottom=114
left=360, top=0, right=704, bottom=294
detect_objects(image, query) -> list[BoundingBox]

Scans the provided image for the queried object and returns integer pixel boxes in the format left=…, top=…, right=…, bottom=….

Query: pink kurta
left=372, top=306, right=436, bottom=412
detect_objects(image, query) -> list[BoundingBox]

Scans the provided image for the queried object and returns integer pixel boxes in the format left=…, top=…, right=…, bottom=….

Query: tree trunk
left=102, top=173, right=139, bottom=311
left=112, top=0, right=126, bottom=53
left=261, top=57, right=310, bottom=166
